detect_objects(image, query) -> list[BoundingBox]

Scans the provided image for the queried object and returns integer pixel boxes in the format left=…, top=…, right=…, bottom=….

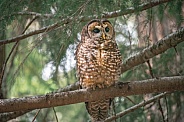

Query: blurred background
left=0, top=0, right=184, bottom=121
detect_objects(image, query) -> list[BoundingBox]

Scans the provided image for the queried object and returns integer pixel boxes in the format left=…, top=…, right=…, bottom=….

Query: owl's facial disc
left=87, top=20, right=114, bottom=41
left=93, top=25, right=110, bottom=40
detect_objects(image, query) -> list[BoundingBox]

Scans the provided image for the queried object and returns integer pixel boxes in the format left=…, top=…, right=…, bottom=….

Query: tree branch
left=0, top=24, right=183, bottom=121
left=1, top=0, right=172, bottom=21
left=121, top=27, right=184, bottom=73
left=101, top=0, right=172, bottom=18
left=0, top=110, right=30, bottom=122
left=105, top=92, right=169, bottom=122
left=0, top=76, right=183, bottom=113
left=0, top=22, right=61, bottom=45
left=0, top=0, right=172, bottom=45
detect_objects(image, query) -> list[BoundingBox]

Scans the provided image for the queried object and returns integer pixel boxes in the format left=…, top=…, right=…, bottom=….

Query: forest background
left=0, top=0, right=184, bottom=122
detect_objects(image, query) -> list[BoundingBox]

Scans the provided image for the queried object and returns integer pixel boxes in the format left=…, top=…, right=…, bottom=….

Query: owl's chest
left=85, top=47, right=119, bottom=71
left=96, top=49, right=113, bottom=66
left=78, top=41, right=121, bottom=72
left=77, top=44, right=121, bottom=88
left=92, top=41, right=118, bottom=64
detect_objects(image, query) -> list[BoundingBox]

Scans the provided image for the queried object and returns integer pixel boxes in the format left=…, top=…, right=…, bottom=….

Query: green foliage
left=9, top=48, right=57, bottom=97
left=0, top=1, right=22, bottom=33
left=1, top=0, right=184, bottom=121
left=168, top=0, right=183, bottom=26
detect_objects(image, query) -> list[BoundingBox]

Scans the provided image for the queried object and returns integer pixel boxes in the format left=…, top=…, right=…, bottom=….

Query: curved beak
left=102, top=33, right=106, bottom=40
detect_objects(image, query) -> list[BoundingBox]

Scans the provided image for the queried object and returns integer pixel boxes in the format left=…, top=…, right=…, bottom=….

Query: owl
left=75, top=19, right=122, bottom=121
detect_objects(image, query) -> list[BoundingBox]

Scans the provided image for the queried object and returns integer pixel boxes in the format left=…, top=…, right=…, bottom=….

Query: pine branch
left=101, top=0, right=172, bottom=18
left=0, top=0, right=172, bottom=21
left=121, top=27, right=184, bottom=73
left=0, top=83, right=81, bottom=121
left=0, top=76, right=183, bottom=113
left=104, top=92, right=169, bottom=122
left=0, top=0, right=172, bottom=45
left=0, top=22, right=61, bottom=45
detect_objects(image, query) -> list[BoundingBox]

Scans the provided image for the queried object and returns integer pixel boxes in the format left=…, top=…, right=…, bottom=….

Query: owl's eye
left=105, top=27, right=110, bottom=32
left=93, top=28, right=100, bottom=33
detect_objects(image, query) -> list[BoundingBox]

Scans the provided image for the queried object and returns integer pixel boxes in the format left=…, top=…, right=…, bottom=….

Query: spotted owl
left=75, top=19, right=122, bottom=121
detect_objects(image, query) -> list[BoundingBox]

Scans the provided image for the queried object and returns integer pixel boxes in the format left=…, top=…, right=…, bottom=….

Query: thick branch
left=0, top=0, right=172, bottom=45
left=0, top=76, right=183, bottom=113
left=121, top=27, right=184, bottom=73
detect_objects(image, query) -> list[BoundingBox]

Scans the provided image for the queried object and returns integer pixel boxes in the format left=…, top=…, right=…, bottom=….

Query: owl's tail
left=85, top=99, right=112, bottom=122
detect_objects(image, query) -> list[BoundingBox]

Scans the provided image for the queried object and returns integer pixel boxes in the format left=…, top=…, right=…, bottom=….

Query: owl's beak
left=102, top=33, right=106, bottom=40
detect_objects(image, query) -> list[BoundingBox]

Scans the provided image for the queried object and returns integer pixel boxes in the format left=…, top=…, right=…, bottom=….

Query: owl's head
left=81, top=19, right=115, bottom=42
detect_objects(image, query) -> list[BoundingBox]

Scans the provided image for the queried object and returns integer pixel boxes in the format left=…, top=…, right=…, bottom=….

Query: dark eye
left=93, top=28, right=100, bottom=33
left=105, top=27, right=110, bottom=32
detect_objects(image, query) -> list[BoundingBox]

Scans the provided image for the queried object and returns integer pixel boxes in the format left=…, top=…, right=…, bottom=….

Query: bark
left=0, top=76, right=183, bottom=113
left=0, top=0, right=172, bottom=45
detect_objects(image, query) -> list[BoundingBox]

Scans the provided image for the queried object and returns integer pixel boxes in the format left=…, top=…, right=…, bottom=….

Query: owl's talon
left=116, top=82, right=130, bottom=89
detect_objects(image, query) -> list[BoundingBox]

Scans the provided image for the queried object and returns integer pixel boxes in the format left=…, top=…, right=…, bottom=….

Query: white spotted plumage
left=75, top=19, right=122, bottom=121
